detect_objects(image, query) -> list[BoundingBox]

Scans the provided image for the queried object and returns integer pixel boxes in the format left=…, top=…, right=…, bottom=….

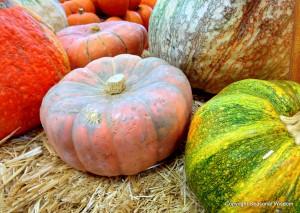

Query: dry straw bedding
left=0, top=94, right=208, bottom=212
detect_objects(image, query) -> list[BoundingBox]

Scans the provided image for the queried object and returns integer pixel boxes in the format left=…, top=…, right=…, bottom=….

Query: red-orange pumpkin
left=0, top=2, right=71, bottom=140
left=129, top=0, right=141, bottom=10
left=97, top=0, right=129, bottom=17
left=67, top=8, right=101, bottom=26
left=40, top=54, right=193, bottom=176
left=57, top=21, right=147, bottom=69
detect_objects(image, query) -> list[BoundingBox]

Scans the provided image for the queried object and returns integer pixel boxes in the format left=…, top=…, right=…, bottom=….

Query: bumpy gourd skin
left=0, top=4, right=71, bottom=140
left=185, top=79, right=300, bottom=213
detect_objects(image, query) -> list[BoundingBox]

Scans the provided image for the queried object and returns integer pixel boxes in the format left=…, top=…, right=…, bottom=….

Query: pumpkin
left=105, top=16, right=123, bottom=22
left=185, top=79, right=300, bottom=212
left=40, top=54, right=193, bottom=176
left=123, top=10, right=143, bottom=25
left=129, top=0, right=141, bottom=10
left=148, top=0, right=296, bottom=94
left=136, top=4, right=152, bottom=30
left=67, top=8, right=101, bottom=26
left=61, top=0, right=95, bottom=16
left=0, top=1, right=71, bottom=140
left=10, top=0, right=68, bottom=32
left=57, top=21, right=147, bottom=69
left=140, top=0, right=156, bottom=8
left=97, top=0, right=129, bottom=17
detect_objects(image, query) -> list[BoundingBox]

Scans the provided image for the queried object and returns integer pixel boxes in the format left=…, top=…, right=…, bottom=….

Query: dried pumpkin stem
left=104, top=74, right=126, bottom=95
left=90, top=25, right=100, bottom=33
left=280, top=112, right=300, bottom=145
left=78, top=8, right=84, bottom=15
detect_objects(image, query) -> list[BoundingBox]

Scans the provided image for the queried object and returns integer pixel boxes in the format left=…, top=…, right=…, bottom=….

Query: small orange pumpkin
left=57, top=21, right=147, bottom=69
left=40, top=54, right=193, bottom=176
left=123, top=10, right=143, bottom=25
left=67, top=8, right=101, bottom=26
left=105, top=16, right=123, bottom=22
left=97, top=0, right=129, bottom=17
left=136, top=4, right=152, bottom=30
left=140, top=0, right=156, bottom=8
left=61, top=0, right=96, bottom=16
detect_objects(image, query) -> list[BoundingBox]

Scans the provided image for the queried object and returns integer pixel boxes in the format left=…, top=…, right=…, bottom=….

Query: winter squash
left=61, top=0, right=95, bottom=16
left=185, top=79, right=300, bottom=212
left=97, top=0, right=129, bottom=17
left=123, top=10, right=143, bottom=25
left=57, top=21, right=147, bottom=69
left=105, top=16, right=123, bottom=22
left=149, top=0, right=296, bottom=94
left=10, top=0, right=68, bottom=32
left=67, top=8, right=101, bottom=26
left=40, top=54, right=193, bottom=176
left=0, top=2, right=71, bottom=140
left=129, top=0, right=141, bottom=10
left=140, top=0, right=156, bottom=8
left=136, top=4, right=152, bottom=30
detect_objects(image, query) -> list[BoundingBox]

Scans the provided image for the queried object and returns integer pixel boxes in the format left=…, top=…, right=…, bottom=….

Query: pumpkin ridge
left=107, top=31, right=128, bottom=53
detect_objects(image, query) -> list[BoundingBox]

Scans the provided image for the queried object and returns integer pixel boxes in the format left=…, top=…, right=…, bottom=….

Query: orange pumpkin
left=129, top=0, right=141, bottom=10
left=140, top=0, right=156, bottom=8
left=123, top=10, right=143, bottom=25
left=57, top=21, right=147, bottom=69
left=40, top=54, right=193, bottom=176
left=0, top=2, right=71, bottom=140
left=97, top=0, right=129, bottom=16
left=61, top=0, right=96, bottom=16
left=105, top=16, right=123, bottom=22
left=136, top=4, right=152, bottom=30
left=67, top=8, right=101, bottom=26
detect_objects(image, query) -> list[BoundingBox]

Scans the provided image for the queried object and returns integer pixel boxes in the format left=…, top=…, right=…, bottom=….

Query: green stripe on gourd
left=185, top=79, right=300, bottom=212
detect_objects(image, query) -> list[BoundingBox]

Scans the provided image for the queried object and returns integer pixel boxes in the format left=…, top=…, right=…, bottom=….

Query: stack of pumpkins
left=1, top=0, right=300, bottom=212
left=59, top=0, right=156, bottom=30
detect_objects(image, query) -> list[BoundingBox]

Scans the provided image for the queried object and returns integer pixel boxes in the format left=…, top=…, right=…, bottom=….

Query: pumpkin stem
left=280, top=112, right=300, bottom=145
left=90, top=25, right=100, bottom=33
left=78, top=8, right=84, bottom=15
left=104, top=74, right=126, bottom=95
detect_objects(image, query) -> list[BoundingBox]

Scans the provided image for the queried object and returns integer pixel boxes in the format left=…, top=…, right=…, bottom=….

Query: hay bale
left=0, top=98, right=208, bottom=212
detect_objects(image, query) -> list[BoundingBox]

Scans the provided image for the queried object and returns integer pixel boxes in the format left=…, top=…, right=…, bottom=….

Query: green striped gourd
left=185, top=79, right=300, bottom=212
left=149, top=0, right=296, bottom=94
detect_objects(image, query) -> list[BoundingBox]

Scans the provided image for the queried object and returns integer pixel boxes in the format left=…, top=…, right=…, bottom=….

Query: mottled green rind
left=185, top=79, right=300, bottom=212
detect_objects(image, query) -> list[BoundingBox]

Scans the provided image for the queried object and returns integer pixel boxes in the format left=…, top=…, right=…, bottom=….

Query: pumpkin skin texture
left=10, top=0, right=68, bottom=32
left=97, top=0, right=129, bottom=17
left=149, top=0, right=296, bottom=94
left=136, top=4, right=152, bottom=30
left=40, top=54, right=193, bottom=176
left=57, top=21, right=148, bottom=69
left=123, top=10, right=143, bottom=25
left=0, top=3, right=71, bottom=140
left=185, top=79, right=300, bottom=212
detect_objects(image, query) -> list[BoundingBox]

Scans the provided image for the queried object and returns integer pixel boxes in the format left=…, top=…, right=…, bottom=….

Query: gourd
left=149, top=0, right=296, bottom=93
left=57, top=21, right=147, bottom=69
left=185, top=79, right=300, bottom=212
left=0, top=1, right=71, bottom=140
left=40, top=54, right=193, bottom=176
left=10, top=0, right=68, bottom=32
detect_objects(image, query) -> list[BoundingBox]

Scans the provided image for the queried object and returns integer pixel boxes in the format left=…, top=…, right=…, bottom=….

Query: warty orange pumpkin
left=0, top=1, right=71, bottom=140
left=57, top=21, right=147, bottom=69
left=40, top=54, right=193, bottom=176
